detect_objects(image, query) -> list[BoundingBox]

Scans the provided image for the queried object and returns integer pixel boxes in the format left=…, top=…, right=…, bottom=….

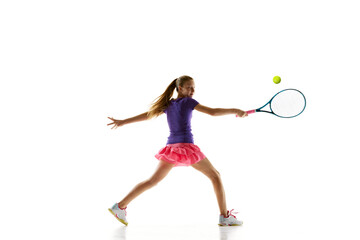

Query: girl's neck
left=175, top=94, right=185, bottom=99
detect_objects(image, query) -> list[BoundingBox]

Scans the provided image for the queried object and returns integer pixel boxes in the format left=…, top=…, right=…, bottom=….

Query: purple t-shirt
left=164, top=97, right=199, bottom=144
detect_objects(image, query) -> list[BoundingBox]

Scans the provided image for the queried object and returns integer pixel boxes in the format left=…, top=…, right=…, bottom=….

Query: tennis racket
left=240, top=88, right=306, bottom=118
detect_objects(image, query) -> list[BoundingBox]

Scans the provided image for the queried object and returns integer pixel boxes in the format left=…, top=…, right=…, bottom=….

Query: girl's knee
left=147, top=176, right=162, bottom=186
left=209, top=169, right=221, bottom=181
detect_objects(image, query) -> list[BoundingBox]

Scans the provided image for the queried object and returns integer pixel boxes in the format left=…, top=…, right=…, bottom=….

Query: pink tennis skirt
left=155, top=143, right=207, bottom=167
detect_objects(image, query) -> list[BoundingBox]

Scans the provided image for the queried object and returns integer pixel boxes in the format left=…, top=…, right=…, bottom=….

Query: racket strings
left=270, top=89, right=306, bottom=118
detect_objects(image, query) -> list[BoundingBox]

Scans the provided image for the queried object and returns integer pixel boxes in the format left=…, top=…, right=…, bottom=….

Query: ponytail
left=147, top=75, right=193, bottom=119
left=147, top=79, right=178, bottom=119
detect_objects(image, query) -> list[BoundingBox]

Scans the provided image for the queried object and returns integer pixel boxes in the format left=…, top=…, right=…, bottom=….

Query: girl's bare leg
left=118, top=160, right=174, bottom=208
left=191, top=158, right=227, bottom=217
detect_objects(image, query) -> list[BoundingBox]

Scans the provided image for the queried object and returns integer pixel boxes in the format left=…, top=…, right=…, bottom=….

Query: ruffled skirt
left=155, top=143, right=206, bottom=167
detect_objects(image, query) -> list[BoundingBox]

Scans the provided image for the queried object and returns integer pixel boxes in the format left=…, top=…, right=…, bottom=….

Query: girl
left=107, top=75, right=247, bottom=226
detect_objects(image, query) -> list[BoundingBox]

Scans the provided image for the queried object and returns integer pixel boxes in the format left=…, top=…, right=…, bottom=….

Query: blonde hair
left=147, top=75, right=193, bottom=119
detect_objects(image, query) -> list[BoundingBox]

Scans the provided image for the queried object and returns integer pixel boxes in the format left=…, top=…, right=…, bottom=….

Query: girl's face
left=178, top=80, right=195, bottom=98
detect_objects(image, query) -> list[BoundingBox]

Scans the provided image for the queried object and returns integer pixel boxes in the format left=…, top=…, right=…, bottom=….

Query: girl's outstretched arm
left=108, top=112, right=152, bottom=129
left=194, top=104, right=247, bottom=118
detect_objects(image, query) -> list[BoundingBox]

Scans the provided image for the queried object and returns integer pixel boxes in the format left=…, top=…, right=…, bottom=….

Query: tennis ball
left=273, top=76, right=281, bottom=84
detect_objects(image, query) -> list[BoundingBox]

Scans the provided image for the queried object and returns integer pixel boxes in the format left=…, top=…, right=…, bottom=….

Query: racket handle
left=246, top=110, right=256, bottom=114
left=236, top=109, right=255, bottom=117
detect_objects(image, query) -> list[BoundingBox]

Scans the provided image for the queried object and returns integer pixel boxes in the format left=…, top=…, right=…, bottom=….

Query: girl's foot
left=108, top=203, right=128, bottom=226
left=218, top=209, right=243, bottom=226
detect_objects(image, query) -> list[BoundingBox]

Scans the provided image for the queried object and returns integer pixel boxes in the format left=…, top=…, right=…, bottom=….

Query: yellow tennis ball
left=273, top=76, right=281, bottom=84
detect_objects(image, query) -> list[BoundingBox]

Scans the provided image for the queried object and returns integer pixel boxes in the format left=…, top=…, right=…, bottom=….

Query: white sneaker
left=218, top=209, right=243, bottom=226
left=108, top=203, right=128, bottom=226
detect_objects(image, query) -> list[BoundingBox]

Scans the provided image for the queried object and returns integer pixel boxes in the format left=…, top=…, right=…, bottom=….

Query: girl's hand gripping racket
left=240, top=89, right=306, bottom=118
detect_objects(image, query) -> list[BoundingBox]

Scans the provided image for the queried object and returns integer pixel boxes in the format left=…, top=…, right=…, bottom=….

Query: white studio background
left=1, top=0, right=359, bottom=240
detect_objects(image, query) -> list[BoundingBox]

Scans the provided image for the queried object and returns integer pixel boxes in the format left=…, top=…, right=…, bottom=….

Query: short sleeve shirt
left=164, top=97, right=199, bottom=144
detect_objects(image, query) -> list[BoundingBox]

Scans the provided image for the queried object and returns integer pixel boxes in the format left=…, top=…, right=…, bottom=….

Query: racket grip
left=246, top=110, right=256, bottom=114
